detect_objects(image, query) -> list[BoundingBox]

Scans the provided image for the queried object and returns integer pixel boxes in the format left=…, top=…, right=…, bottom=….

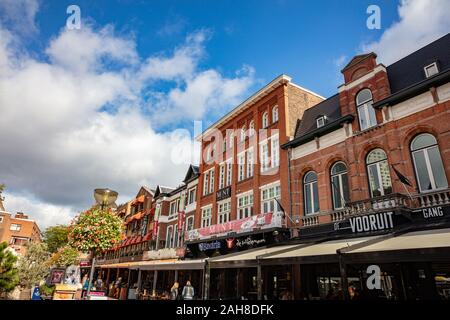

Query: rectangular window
left=260, top=142, right=269, bottom=172
left=209, top=169, right=215, bottom=194
left=0, top=216, right=3, bottom=223
left=237, top=193, right=254, bottom=219
left=10, top=224, right=21, bottom=231
left=261, top=184, right=281, bottom=214
left=219, top=164, right=225, bottom=189
left=169, top=200, right=178, bottom=216
left=316, top=116, right=325, bottom=128
left=226, top=160, right=232, bottom=186
left=238, top=152, right=245, bottom=181
left=271, top=135, right=279, bottom=168
left=247, top=148, right=254, bottom=178
left=186, top=216, right=194, bottom=231
left=203, top=172, right=209, bottom=196
left=201, top=207, right=212, bottom=228
left=217, top=201, right=231, bottom=224
left=188, top=188, right=196, bottom=204
left=424, top=62, right=439, bottom=78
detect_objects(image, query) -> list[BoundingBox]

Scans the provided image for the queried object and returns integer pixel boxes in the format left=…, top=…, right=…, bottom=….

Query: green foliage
left=0, top=242, right=19, bottom=294
left=48, top=246, right=79, bottom=268
left=68, top=207, right=123, bottom=254
left=39, top=284, right=55, bottom=297
left=43, top=225, right=70, bottom=253
left=17, top=242, right=51, bottom=288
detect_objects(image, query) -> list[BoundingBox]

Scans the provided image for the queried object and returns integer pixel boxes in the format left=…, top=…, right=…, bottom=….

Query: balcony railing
left=326, top=189, right=450, bottom=223
left=412, top=188, right=450, bottom=207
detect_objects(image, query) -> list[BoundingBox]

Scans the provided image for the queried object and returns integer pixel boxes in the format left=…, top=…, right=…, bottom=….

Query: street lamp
left=86, top=188, right=118, bottom=298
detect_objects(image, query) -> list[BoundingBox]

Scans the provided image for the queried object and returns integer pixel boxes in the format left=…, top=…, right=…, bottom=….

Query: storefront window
left=330, top=162, right=350, bottom=209
left=304, top=171, right=319, bottom=215
left=411, top=133, right=448, bottom=192
left=366, top=149, right=392, bottom=197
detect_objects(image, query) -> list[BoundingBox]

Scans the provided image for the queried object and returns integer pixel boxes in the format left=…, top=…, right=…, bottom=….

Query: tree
left=43, top=225, right=70, bottom=253
left=0, top=242, right=19, bottom=297
left=17, top=242, right=51, bottom=289
left=68, top=207, right=123, bottom=254
left=47, top=246, right=79, bottom=268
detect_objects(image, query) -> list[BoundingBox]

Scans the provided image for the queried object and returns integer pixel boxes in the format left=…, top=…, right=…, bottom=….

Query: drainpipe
left=287, top=148, right=293, bottom=231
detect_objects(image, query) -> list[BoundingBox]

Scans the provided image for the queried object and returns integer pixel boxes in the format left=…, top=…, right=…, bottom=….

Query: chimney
left=15, top=212, right=29, bottom=219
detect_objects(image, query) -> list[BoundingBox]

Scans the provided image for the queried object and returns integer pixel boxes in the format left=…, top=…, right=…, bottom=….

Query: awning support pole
left=257, top=260, right=263, bottom=300
left=152, top=270, right=158, bottom=296
left=338, top=250, right=349, bottom=300
left=137, top=269, right=142, bottom=292
left=203, top=261, right=210, bottom=300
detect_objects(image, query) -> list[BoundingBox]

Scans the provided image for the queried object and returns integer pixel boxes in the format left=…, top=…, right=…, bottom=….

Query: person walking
left=170, top=282, right=179, bottom=300
left=182, top=281, right=195, bottom=300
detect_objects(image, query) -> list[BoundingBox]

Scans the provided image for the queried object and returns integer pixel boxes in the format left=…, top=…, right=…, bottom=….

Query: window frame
left=411, top=133, right=448, bottom=193
left=262, top=111, right=269, bottom=128
left=424, top=62, right=439, bottom=78
left=330, top=162, right=350, bottom=210
left=356, top=89, right=377, bottom=131
left=272, top=106, right=279, bottom=123
left=366, top=149, right=393, bottom=197
left=201, top=207, right=212, bottom=228
left=303, top=171, right=319, bottom=215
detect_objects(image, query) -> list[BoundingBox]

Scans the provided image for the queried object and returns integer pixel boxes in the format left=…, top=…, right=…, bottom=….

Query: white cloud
left=0, top=0, right=39, bottom=35
left=362, top=0, right=450, bottom=64
left=0, top=21, right=254, bottom=229
left=3, top=193, right=75, bottom=230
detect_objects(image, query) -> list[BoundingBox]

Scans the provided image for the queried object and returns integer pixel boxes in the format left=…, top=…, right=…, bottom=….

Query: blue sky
left=1, top=0, right=449, bottom=228
left=33, top=0, right=398, bottom=99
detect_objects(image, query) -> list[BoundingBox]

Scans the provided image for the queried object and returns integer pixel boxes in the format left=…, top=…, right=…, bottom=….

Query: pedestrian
left=170, top=282, right=179, bottom=300
left=81, top=275, right=89, bottom=298
left=95, top=277, right=104, bottom=290
left=182, top=281, right=195, bottom=300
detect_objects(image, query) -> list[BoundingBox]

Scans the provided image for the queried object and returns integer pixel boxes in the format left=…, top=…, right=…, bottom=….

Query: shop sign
left=143, top=248, right=178, bottom=260
left=185, top=212, right=282, bottom=241
left=79, top=260, right=91, bottom=267
left=236, top=236, right=266, bottom=247
left=216, top=186, right=231, bottom=201
left=198, top=241, right=221, bottom=251
left=226, top=238, right=235, bottom=249
left=414, top=205, right=450, bottom=220
left=347, top=211, right=395, bottom=233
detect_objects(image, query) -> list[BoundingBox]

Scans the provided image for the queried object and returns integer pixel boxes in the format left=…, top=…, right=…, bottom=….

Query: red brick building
left=282, top=33, right=450, bottom=232
left=184, top=75, right=323, bottom=258
left=0, top=211, right=42, bottom=256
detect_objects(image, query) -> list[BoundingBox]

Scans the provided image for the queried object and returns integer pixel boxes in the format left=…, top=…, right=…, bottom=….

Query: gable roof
left=183, top=165, right=200, bottom=183
left=341, top=53, right=376, bottom=72
left=154, top=185, right=175, bottom=198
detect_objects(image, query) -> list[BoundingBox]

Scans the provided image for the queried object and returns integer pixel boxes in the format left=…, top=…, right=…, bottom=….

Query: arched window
left=249, top=120, right=255, bottom=136
left=330, top=162, right=350, bottom=209
left=356, top=89, right=377, bottom=130
left=272, top=106, right=279, bottom=123
left=262, top=112, right=269, bottom=128
left=411, top=133, right=448, bottom=192
left=366, top=149, right=392, bottom=197
left=304, top=171, right=319, bottom=215
left=166, top=225, right=173, bottom=248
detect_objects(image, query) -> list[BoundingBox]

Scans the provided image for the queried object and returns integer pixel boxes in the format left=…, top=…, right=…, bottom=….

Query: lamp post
left=86, top=188, right=118, bottom=298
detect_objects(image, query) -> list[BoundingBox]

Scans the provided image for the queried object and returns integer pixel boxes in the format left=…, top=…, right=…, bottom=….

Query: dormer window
left=424, top=62, right=439, bottom=78
left=316, top=116, right=326, bottom=128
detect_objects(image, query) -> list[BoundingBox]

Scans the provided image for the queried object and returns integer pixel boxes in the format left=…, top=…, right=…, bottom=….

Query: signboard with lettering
left=301, top=210, right=411, bottom=238
left=216, top=186, right=231, bottom=201
left=413, top=205, right=450, bottom=220
left=185, top=212, right=283, bottom=242
left=198, top=241, right=221, bottom=251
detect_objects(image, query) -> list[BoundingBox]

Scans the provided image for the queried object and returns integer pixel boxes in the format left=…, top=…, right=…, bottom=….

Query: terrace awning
left=99, top=259, right=206, bottom=270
